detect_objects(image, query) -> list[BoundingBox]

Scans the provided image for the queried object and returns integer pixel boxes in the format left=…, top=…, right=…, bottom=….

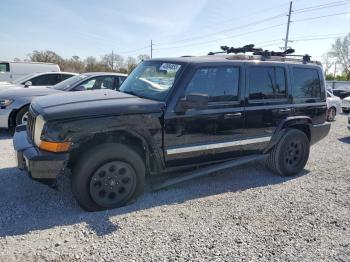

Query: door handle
left=224, top=112, right=242, bottom=119
left=279, top=108, right=291, bottom=113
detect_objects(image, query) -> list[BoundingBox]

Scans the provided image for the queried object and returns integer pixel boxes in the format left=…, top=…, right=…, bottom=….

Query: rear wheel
left=71, top=143, right=145, bottom=211
left=267, top=129, right=310, bottom=176
left=15, top=106, right=29, bottom=126
left=327, top=107, right=336, bottom=121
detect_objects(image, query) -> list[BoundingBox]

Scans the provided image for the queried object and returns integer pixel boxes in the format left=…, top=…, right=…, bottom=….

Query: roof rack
left=208, top=44, right=316, bottom=64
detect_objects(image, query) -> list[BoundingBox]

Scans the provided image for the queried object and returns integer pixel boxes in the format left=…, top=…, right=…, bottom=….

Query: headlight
left=0, top=99, right=13, bottom=107
left=34, top=115, right=46, bottom=147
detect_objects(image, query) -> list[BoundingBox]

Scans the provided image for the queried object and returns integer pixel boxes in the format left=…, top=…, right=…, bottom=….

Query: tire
left=327, top=107, right=336, bottom=121
left=342, top=109, right=349, bottom=114
left=15, top=106, right=29, bottom=126
left=71, top=143, right=145, bottom=211
left=267, top=129, right=310, bottom=177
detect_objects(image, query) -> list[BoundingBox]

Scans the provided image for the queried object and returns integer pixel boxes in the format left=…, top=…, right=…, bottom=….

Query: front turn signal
left=39, top=141, right=71, bottom=153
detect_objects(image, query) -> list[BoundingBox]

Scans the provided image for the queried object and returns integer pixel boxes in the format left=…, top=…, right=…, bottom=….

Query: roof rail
left=208, top=44, right=315, bottom=64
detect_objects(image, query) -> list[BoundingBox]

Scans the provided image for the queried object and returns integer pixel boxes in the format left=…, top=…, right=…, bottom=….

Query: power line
left=154, top=13, right=287, bottom=46
left=293, top=0, right=350, bottom=13
left=153, top=23, right=286, bottom=51
left=293, top=11, right=350, bottom=22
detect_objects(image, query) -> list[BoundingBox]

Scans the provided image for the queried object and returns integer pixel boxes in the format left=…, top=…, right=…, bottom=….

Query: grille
left=26, top=109, right=36, bottom=142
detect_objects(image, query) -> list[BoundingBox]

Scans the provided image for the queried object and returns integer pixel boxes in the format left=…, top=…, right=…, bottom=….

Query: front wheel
left=15, top=106, right=29, bottom=126
left=267, top=129, right=310, bottom=177
left=71, top=143, right=145, bottom=211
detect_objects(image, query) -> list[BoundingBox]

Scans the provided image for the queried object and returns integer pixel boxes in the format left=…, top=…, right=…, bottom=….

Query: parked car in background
left=0, top=72, right=77, bottom=90
left=13, top=51, right=330, bottom=211
left=0, top=61, right=60, bottom=82
left=342, top=96, right=350, bottom=113
left=327, top=80, right=350, bottom=99
left=0, top=72, right=127, bottom=129
left=326, top=90, right=341, bottom=121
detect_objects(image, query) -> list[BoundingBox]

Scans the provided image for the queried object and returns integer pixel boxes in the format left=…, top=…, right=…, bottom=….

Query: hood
left=0, top=86, right=60, bottom=98
left=32, top=89, right=165, bottom=121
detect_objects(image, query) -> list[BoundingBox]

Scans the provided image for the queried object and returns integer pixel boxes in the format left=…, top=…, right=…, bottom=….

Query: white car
left=326, top=90, right=341, bottom=121
left=0, top=72, right=77, bottom=91
left=0, top=61, right=60, bottom=82
left=342, top=96, right=350, bottom=114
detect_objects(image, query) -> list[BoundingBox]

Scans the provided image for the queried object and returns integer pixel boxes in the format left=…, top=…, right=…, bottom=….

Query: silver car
left=0, top=72, right=77, bottom=90
left=0, top=72, right=127, bottom=129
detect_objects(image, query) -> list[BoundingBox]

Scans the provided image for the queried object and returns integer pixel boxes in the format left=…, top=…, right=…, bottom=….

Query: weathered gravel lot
left=0, top=115, right=349, bottom=262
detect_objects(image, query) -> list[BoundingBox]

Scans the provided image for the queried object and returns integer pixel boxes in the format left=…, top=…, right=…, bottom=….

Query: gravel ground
left=0, top=115, right=349, bottom=262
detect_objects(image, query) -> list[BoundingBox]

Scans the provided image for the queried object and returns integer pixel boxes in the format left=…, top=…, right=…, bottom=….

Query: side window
left=292, top=68, right=321, bottom=99
left=0, top=63, right=10, bottom=72
left=248, top=66, right=287, bottom=100
left=184, top=67, right=239, bottom=103
left=61, top=74, right=74, bottom=81
left=30, top=74, right=59, bottom=86
left=78, top=76, right=115, bottom=90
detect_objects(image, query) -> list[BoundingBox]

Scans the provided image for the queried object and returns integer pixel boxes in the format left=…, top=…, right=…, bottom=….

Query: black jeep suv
left=13, top=49, right=330, bottom=211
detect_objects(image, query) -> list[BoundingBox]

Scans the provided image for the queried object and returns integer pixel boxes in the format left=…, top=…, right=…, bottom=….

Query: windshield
left=52, top=74, right=88, bottom=90
left=120, top=61, right=182, bottom=101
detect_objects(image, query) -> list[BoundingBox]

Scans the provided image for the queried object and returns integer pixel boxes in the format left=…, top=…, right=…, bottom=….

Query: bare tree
left=85, top=56, right=109, bottom=72
left=321, top=53, right=334, bottom=75
left=28, top=50, right=64, bottom=68
left=126, top=56, right=137, bottom=73
left=137, top=54, right=150, bottom=63
left=13, top=58, right=21, bottom=62
left=102, top=53, right=124, bottom=71
left=63, top=56, right=85, bottom=73
left=328, top=33, right=350, bottom=80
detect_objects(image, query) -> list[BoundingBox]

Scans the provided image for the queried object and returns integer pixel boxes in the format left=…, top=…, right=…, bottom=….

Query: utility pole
left=284, top=1, right=293, bottom=51
left=151, top=40, right=153, bottom=58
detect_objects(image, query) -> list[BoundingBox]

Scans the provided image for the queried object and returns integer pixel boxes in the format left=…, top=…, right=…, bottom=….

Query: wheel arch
left=264, top=116, right=312, bottom=153
left=68, top=129, right=163, bottom=176
left=8, top=103, right=30, bottom=129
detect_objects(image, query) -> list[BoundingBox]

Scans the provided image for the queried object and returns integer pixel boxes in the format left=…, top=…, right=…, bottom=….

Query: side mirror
left=176, top=93, right=209, bottom=112
left=24, top=81, right=32, bottom=87
left=73, top=85, right=85, bottom=91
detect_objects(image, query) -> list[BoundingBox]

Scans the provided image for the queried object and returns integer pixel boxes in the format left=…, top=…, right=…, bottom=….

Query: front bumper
left=13, top=125, right=69, bottom=181
left=0, top=107, right=11, bottom=128
left=310, top=122, right=331, bottom=145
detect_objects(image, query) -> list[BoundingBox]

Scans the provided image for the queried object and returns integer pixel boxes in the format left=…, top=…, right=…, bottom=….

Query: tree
left=321, top=53, right=334, bottom=76
left=28, top=50, right=64, bottom=69
left=13, top=57, right=21, bottom=62
left=85, top=56, right=109, bottom=72
left=137, top=54, right=150, bottom=63
left=63, top=56, right=85, bottom=73
left=328, top=33, right=350, bottom=80
left=102, top=53, right=124, bottom=71
left=126, top=56, right=137, bottom=73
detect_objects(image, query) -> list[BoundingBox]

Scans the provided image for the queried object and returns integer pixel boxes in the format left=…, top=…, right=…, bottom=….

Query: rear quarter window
left=292, top=67, right=322, bottom=102
left=0, top=63, right=10, bottom=72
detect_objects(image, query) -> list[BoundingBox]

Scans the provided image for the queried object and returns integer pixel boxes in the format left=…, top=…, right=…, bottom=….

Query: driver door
left=163, top=65, right=246, bottom=167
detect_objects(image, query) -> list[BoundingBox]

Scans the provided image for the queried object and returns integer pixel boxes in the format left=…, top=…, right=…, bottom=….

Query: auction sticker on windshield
left=159, top=63, right=181, bottom=72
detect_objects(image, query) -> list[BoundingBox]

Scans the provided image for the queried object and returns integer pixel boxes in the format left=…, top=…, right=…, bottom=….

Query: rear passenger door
left=164, top=64, right=245, bottom=167
left=244, top=64, right=291, bottom=153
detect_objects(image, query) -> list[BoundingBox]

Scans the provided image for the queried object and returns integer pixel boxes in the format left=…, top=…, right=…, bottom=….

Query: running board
left=152, top=154, right=268, bottom=191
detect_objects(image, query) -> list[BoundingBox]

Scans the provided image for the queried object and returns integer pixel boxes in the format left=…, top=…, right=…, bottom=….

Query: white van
left=0, top=61, right=60, bottom=82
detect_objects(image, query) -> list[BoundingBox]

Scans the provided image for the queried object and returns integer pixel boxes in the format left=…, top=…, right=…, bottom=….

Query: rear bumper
left=310, top=122, right=331, bottom=145
left=13, top=125, right=69, bottom=181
